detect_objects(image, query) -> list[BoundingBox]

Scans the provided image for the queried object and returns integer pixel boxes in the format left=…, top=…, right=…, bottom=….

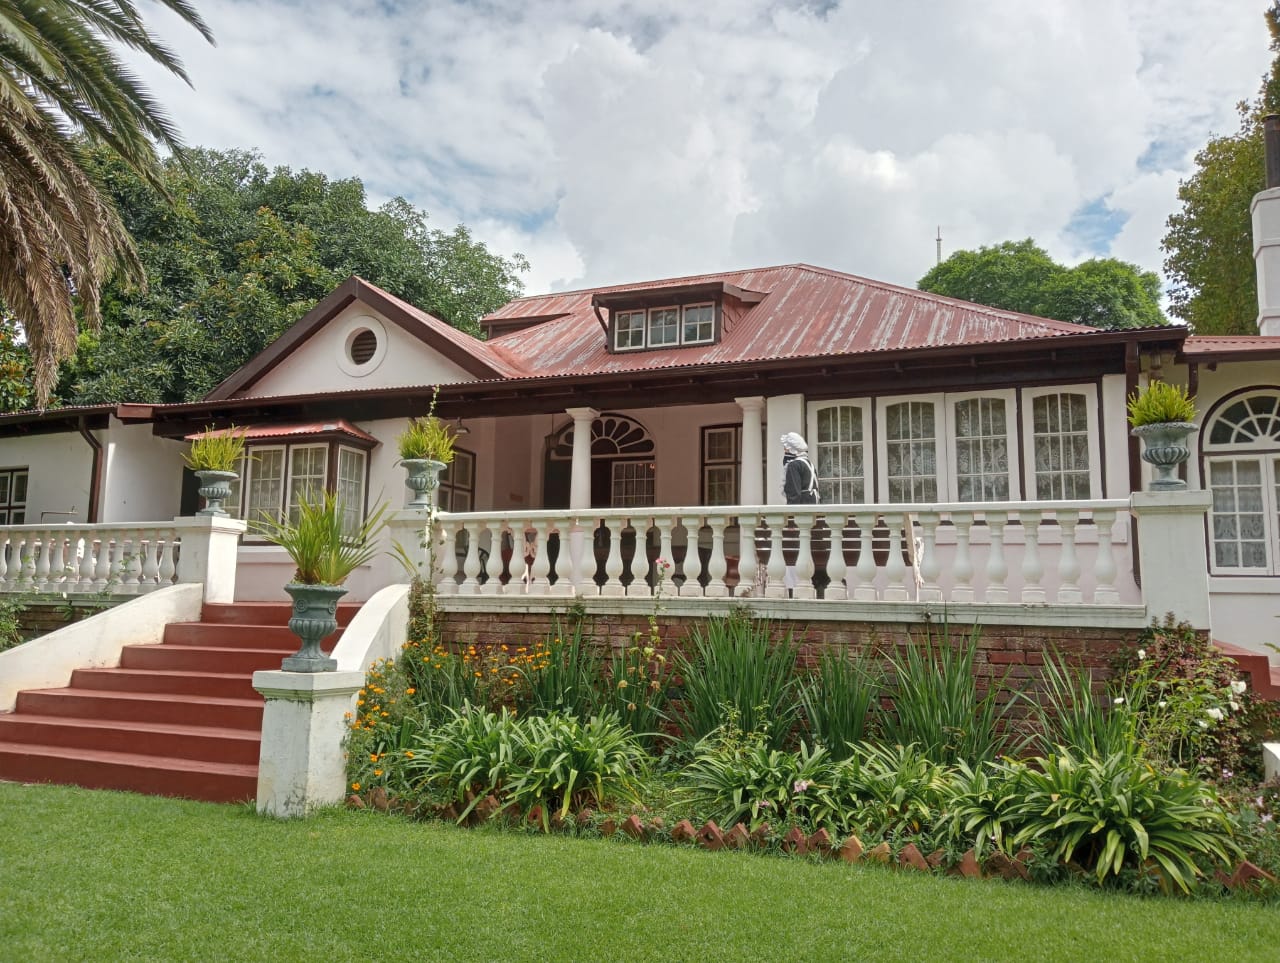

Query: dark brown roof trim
left=204, top=276, right=507, bottom=401
left=592, top=280, right=766, bottom=311
left=0, top=404, right=113, bottom=437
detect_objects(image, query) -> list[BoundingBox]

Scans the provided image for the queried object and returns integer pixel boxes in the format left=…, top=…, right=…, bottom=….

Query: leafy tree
left=0, top=0, right=213, bottom=406
left=1162, top=3, right=1280, bottom=335
left=0, top=314, right=32, bottom=412
left=60, top=148, right=530, bottom=404
left=917, top=239, right=1165, bottom=329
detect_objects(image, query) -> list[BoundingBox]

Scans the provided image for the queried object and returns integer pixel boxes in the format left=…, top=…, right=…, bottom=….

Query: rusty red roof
left=184, top=420, right=378, bottom=444
left=1183, top=335, right=1280, bottom=358
left=483, top=263, right=1097, bottom=376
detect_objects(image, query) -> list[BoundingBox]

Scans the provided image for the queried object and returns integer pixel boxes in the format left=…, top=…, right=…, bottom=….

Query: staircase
left=0, top=601, right=359, bottom=803
left=1215, top=641, right=1280, bottom=702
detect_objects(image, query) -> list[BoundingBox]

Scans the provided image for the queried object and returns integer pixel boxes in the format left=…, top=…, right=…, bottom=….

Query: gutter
left=77, top=415, right=102, bottom=523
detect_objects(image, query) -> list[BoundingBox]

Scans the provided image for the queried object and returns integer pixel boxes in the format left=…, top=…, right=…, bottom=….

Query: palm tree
left=0, top=1, right=214, bottom=406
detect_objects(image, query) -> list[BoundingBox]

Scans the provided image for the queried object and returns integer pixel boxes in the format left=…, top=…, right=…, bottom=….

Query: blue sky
left=136, top=0, right=1275, bottom=297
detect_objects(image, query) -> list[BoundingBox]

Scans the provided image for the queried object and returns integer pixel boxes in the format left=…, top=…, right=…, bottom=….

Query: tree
left=917, top=239, right=1166, bottom=329
left=59, top=148, right=530, bottom=404
left=0, top=0, right=214, bottom=406
left=1162, top=3, right=1280, bottom=335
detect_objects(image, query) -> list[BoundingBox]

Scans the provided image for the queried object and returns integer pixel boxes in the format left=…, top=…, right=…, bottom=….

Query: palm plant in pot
left=183, top=427, right=247, bottom=516
left=1127, top=380, right=1198, bottom=491
left=398, top=411, right=457, bottom=509
left=254, top=493, right=390, bottom=672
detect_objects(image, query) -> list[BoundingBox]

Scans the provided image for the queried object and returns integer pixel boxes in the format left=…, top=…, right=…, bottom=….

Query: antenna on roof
left=936, top=226, right=943, bottom=265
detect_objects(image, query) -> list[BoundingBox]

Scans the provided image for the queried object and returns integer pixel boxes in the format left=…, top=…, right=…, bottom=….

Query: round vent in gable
left=348, top=328, right=378, bottom=365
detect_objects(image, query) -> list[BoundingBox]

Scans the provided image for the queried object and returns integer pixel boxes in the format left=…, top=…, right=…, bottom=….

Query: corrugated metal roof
left=1184, top=335, right=1280, bottom=355
left=184, top=420, right=378, bottom=444
left=484, top=263, right=1098, bottom=376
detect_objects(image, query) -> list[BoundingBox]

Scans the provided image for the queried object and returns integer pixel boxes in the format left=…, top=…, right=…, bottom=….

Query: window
left=952, top=396, right=1011, bottom=501
left=811, top=404, right=868, bottom=503
left=1029, top=392, right=1092, bottom=499
left=0, top=468, right=28, bottom=524
left=231, top=443, right=368, bottom=536
left=702, top=425, right=740, bottom=506
left=611, top=461, right=655, bottom=507
left=1204, top=391, right=1280, bottom=574
left=612, top=302, right=717, bottom=351
left=438, top=449, right=476, bottom=513
left=337, top=448, right=368, bottom=537
left=884, top=400, right=940, bottom=503
left=288, top=445, right=328, bottom=524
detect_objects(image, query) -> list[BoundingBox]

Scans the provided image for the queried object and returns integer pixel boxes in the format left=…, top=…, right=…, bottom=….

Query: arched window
left=1203, top=390, right=1280, bottom=574
left=546, top=413, right=656, bottom=507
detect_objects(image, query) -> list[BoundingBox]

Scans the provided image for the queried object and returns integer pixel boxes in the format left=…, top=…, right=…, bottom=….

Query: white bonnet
left=780, top=432, right=808, bottom=454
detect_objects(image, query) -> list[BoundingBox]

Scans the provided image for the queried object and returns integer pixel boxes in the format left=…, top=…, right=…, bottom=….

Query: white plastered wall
left=242, top=304, right=475, bottom=397
left=99, top=420, right=187, bottom=523
left=0, top=430, right=94, bottom=523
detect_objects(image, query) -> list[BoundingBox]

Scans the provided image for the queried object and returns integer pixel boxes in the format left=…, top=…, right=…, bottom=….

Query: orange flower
left=351, top=782, right=361, bottom=791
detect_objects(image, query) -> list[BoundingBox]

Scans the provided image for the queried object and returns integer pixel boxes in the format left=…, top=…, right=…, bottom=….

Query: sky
left=135, top=0, right=1277, bottom=298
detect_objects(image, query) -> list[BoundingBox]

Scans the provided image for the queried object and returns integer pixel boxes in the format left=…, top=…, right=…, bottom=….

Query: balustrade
left=0, top=523, right=182, bottom=595
left=417, top=500, right=1137, bottom=608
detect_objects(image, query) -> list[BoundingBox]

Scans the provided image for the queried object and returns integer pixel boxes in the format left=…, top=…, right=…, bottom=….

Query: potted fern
left=398, top=413, right=456, bottom=509
left=184, top=427, right=247, bottom=516
left=253, top=493, right=390, bottom=672
left=1127, top=381, right=1198, bottom=491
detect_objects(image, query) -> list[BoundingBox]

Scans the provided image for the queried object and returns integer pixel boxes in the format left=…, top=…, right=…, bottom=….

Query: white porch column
left=1130, top=490, right=1213, bottom=630
left=566, top=407, right=599, bottom=510
left=736, top=396, right=765, bottom=506
left=253, top=669, right=365, bottom=817
left=765, top=394, right=804, bottom=505
left=1252, top=180, right=1280, bottom=336
left=172, top=515, right=246, bottom=603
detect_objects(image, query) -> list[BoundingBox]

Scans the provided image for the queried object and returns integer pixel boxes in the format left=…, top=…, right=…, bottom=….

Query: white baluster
left=569, top=517, right=595, bottom=596
left=1092, top=509, right=1120, bottom=604
left=480, top=521, right=502, bottom=597
left=601, top=518, right=626, bottom=598
left=460, top=521, right=484, bottom=594
left=34, top=531, right=52, bottom=592
left=794, top=513, right=816, bottom=600
left=140, top=535, right=160, bottom=592
left=1020, top=510, right=1045, bottom=603
left=951, top=513, right=975, bottom=603
left=852, top=511, right=878, bottom=601
left=654, top=515, right=676, bottom=593
left=735, top=515, right=758, bottom=597
left=824, top=514, right=848, bottom=601
left=985, top=511, right=1009, bottom=603
left=0, top=531, right=9, bottom=590
left=16, top=533, right=36, bottom=590
left=48, top=531, right=67, bottom=591
left=122, top=530, right=143, bottom=594
left=917, top=512, right=942, bottom=602
left=79, top=534, right=98, bottom=591
left=703, top=516, right=727, bottom=598
left=526, top=520, right=550, bottom=596
left=765, top=512, right=787, bottom=599
left=678, top=518, right=704, bottom=598
left=629, top=518, right=651, bottom=597
left=1056, top=509, right=1082, bottom=603
left=435, top=519, right=460, bottom=594
left=505, top=525, right=528, bottom=595
left=159, top=529, right=178, bottom=586
left=883, top=516, right=909, bottom=601
left=91, top=530, right=111, bottom=591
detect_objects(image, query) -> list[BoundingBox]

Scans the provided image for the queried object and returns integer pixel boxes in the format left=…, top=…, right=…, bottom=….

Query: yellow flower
left=370, top=753, right=379, bottom=763
left=405, top=750, right=415, bottom=758
left=374, top=769, right=383, bottom=777
left=357, top=699, right=365, bottom=706
left=617, top=680, right=628, bottom=689
left=351, top=782, right=361, bottom=791
left=628, top=703, right=636, bottom=711
left=406, top=687, right=416, bottom=695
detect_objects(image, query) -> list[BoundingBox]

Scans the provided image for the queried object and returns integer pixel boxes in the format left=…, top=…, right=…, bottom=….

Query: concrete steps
left=0, top=601, right=360, bottom=803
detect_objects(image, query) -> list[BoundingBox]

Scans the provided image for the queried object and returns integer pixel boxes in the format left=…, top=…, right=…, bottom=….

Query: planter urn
left=281, top=582, right=347, bottom=672
left=195, top=469, right=239, bottom=516
left=402, top=458, right=447, bottom=509
left=1131, top=422, right=1198, bottom=491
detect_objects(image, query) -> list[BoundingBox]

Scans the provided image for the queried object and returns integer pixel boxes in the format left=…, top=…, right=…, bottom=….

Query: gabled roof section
left=483, top=263, right=1099, bottom=376
left=204, top=276, right=528, bottom=401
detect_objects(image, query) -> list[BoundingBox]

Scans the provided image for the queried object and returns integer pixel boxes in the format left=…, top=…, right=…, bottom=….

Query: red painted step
left=1214, top=641, right=1280, bottom=702
left=0, top=597, right=364, bottom=804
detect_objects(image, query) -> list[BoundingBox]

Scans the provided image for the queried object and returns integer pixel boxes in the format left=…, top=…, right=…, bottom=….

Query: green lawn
left=1, top=782, right=1277, bottom=963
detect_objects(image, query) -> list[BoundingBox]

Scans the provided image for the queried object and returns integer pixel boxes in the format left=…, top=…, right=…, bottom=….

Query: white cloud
left=131, top=0, right=1275, bottom=297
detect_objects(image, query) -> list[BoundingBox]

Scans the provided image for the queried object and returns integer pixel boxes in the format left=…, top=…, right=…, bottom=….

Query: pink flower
left=793, top=779, right=811, bottom=794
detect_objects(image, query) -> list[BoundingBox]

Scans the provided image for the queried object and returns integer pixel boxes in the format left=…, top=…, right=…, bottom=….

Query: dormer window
left=611, top=302, right=718, bottom=352
left=596, top=280, right=764, bottom=355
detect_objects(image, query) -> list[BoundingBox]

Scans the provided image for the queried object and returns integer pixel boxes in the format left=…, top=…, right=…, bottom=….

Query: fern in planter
left=1127, top=381, right=1196, bottom=427
left=253, top=493, right=390, bottom=586
left=183, top=426, right=248, bottom=472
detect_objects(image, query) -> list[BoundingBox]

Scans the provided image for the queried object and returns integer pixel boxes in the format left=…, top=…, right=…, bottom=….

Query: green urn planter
left=195, top=469, right=239, bottom=516
left=402, top=458, right=447, bottom=509
left=1131, top=422, right=1198, bottom=491
left=281, top=582, right=347, bottom=672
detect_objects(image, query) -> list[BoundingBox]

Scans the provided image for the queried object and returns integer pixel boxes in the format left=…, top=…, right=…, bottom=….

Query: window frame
left=945, top=389, right=1019, bottom=503
left=807, top=400, right=872, bottom=504
left=0, top=467, right=28, bottom=525
left=610, top=459, right=656, bottom=508
left=438, top=447, right=477, bottom=513
left=876, top=394, right=946, bottom=504
left=609, top=301, right=720, bottom=353
left=230, top=439, right=372, bottom=540
left=701, top=424, right=741, bottom=506
left=1202, top=389, right=1280, bottom=576
left=1020, top=385, right=1100, bottom=501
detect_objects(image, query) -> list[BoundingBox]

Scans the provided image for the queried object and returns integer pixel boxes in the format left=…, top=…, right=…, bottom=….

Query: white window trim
left=875, top=393, right=947, bottom=503
left=646, top=304, right=681, bottom=348
left=807, top=399, right=872, bottom=503
left=944, top=389, right=1020, bottom=503
left=610, top=459, right=656, bottom=508
left=1020, top=385, right=1101, bottom=501
left=682, top=302, right=716, bottom=345
left=1205, top=454, right=1279, bottom=576
left=613, top=310, right=646, bottom=351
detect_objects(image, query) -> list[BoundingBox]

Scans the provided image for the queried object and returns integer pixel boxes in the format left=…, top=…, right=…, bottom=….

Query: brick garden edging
left=345, top=788, right=1275, bottom=895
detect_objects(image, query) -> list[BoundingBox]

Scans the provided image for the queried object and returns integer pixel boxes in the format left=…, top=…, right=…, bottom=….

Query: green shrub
left=1126, top=381, right=1197, bottom=426
left=182, top=426, right=247, bottom=472
left=0, top=598, right=25, bottom=653
left=405, top=704, right=523, bottom=822
left=673, top=613, right=801, bottom=751
left=798, top=646, right=881, bottom=753
left=252, top=492, right=389, bottom=585
left=523, top=618, right=606, bottom=721
left=1023, top=651, right=1136, bottom=759
left=843, top=742, right=951, bottom=838
left=941, top=760, right=1027, bottom=859
left=1006, top=750, right=1239, bottom=893
left=879, top=622, right=1021, bottom=765
left=396, top=415, right=457, bottom=463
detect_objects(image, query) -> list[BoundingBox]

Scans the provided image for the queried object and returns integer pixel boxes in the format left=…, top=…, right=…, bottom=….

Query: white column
left=253, top=670, right=365, bottom=818
left=765, top=394, right=804, bottom=505
left=1252, top=185, right=1280, bottom=336
left=566, top=407, right=599, bottom=510
left=1130, top=490, right=1213, bottom=630
left=736, top=396, right=765, bottom=506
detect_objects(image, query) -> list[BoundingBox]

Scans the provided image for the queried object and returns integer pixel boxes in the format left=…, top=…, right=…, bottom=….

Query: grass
left=2, top=783, right=1278, bottom=962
